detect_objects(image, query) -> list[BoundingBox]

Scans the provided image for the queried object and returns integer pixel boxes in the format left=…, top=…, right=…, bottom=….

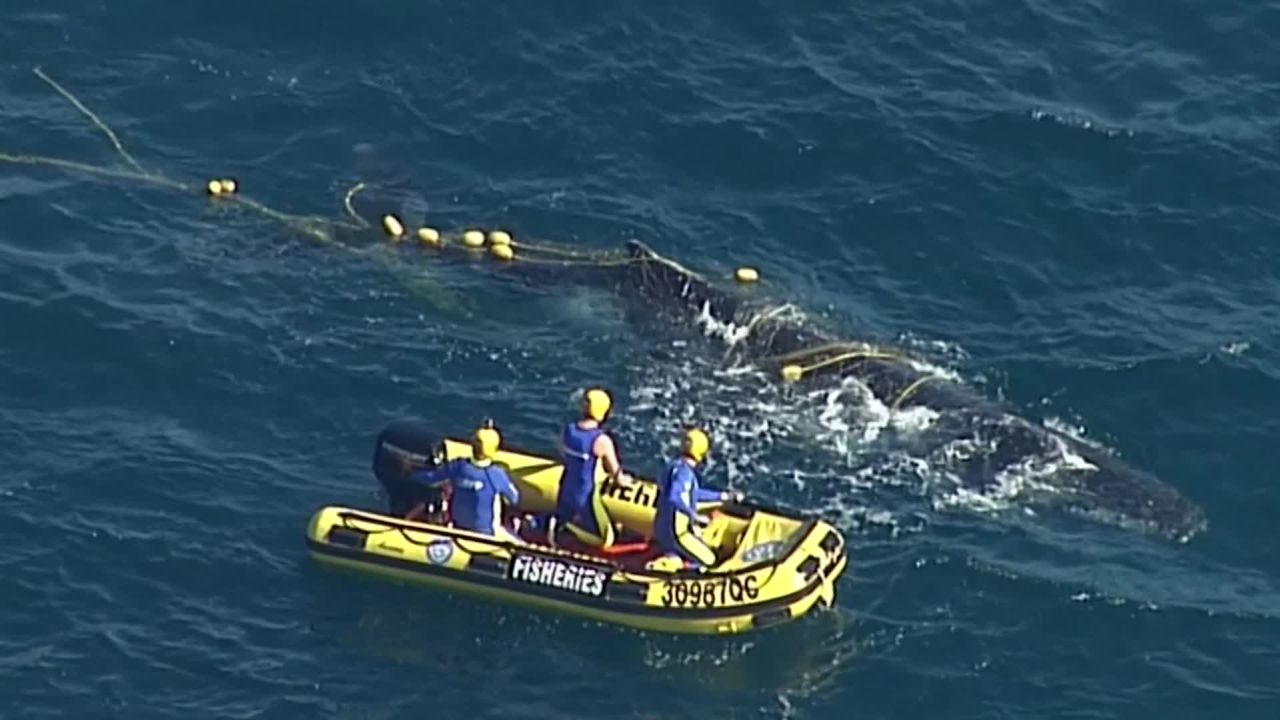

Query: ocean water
left=3, top=1, right=1279, bottom=718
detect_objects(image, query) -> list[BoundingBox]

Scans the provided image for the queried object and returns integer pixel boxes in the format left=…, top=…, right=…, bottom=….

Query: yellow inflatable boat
left=305, top=423, right=848, bottom=635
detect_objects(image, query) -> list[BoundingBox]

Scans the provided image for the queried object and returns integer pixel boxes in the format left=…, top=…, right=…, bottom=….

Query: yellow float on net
left=490, top=243, right=515, bottom=261
left=417, top=227, right=442, bottom=246
left=218, top=178, right=237, bottom=194
left=735, top=267, right=760, bottom=283
left=381, top=214, right=405, bottom=239
left=488, top=230, right=513, bottom=246
left=206, top=179, right=223, bottom=196
left=462, top=230, right=485, bottom=248
left=780, top=364, right=804, bottom=383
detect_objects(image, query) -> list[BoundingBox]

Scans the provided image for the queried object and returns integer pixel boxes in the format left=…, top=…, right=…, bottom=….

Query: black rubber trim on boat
left=819, top=527, right=841, bottom=553
left=467, top=555, right=508, bottom=577
left=751, top=606, right=792, bottom=630
left=797, top=556, right=819, bottom=581
left=306, top=537, right=827, bottom=621
left=326, top=526, right=369, bottom=549
left=326, top=507, right=826, bottom=581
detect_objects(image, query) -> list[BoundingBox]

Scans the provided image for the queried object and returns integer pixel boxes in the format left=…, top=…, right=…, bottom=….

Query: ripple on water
left=3, top=1, right=1280, bottom=719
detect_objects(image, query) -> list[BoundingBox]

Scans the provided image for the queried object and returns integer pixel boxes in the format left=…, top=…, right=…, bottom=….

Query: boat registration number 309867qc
left=661, top=574, right=761, bottom=608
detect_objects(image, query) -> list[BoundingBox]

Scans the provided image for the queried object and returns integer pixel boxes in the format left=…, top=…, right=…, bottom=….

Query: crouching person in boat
left=653, top=427, right=742, bottom=570
left=406, top=420, right=522, bottom=543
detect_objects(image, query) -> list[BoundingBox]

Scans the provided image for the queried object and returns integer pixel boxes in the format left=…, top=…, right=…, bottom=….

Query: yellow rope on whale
left=777, top=349, right=903, bottom=383
left=889, top=374, right=941, bottom=410
left=775, top=343, right=948, bottom=410
left=768, top=342, right=869, bottom=364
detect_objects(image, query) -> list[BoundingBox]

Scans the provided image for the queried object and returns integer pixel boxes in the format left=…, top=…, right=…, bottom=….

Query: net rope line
left=33, top=65, right=147, bottom=176
left=4, top=67, right=952, bottom=400
left=2, top=66, right=628, bottom=266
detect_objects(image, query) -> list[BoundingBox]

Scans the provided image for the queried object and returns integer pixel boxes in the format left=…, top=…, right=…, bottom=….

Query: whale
left=339, top=188, right=1206, bottom=544
left=497, top=239, right=1207, bottom=543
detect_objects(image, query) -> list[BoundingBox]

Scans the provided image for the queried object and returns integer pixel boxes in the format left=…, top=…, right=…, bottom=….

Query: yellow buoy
left=489, top=230, right=512, bottom=246
left=490, top=244, right=514, bottom=261
left=219, top=178, right=238, bottom=194
left=381, top=214, right=405, bottom=239
left=735, top=267, right=760, bottom=283
left=206, top=179, right=223, bottom=196
left=462, top=230, right=485, bottom=248
left=417, top=227, right=442, bottom=246
left=780, top=364, right=804, bottom=383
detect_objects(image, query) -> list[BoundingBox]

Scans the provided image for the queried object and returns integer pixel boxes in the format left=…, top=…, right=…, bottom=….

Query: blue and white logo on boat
left=426, top=539, right=453, bottom=565
left=741, top=541, right=784, bottom=564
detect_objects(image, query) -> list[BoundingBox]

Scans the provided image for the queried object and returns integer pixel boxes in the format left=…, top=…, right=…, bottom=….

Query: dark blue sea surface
left=3, top=1, right=1279, bottom=718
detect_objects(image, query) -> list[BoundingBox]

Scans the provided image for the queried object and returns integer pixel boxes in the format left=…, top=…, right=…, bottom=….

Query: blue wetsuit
left=655, top=459, right=727, bottom=566
left=410, top=459, right=519, bottom=537
left=555, top=422, right=615, bottom=547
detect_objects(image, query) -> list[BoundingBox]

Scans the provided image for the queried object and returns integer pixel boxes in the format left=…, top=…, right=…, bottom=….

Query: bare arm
left=593, top=433, right=625, bottom=480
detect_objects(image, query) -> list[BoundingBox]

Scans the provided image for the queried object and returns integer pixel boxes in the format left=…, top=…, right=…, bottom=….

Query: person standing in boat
left=548, top=387, right=632, bottom=549
left=654, top=427, right=740, bottom=568
left=407, top=420, right=521, bottom=543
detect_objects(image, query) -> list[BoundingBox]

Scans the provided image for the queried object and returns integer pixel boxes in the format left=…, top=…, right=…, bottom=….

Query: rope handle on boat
left=337, top=511, right=783, bottom=587
left=338, top=511, right=620, bottom=567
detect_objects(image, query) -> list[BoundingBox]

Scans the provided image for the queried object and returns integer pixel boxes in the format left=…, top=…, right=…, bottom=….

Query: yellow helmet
left=682, top=427, right=710, bottom=463
left=472, top=421, right=501, bottom=460
left=583, top=388, right=612, bottom=422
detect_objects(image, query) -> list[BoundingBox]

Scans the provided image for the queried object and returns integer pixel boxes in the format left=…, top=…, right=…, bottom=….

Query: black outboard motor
left=372, top=419, right=447, bottom=519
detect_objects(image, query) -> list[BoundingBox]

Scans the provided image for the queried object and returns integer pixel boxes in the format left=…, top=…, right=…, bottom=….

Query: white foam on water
left=692, top=300, right=810, bottom=350
left=919, top=414, right=1102, bottom=521
left=1042, top=415, right=1106, bottom=452
left=1029, top=107, right=1134, bottom=138
left=897, top=333, right=972, bottom=363
left=693, top=299, right=754, bottom=347
left=640, top=639, right=756, bottom=670
left=623, top=347, right=947, bottom=539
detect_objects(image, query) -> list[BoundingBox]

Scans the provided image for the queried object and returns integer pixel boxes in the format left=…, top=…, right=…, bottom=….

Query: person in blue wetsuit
left=548, top=387, right=632, bottom=549
left=654, top=427, right=741, bottom=568
left=408, top=421, right=521, bottom=542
